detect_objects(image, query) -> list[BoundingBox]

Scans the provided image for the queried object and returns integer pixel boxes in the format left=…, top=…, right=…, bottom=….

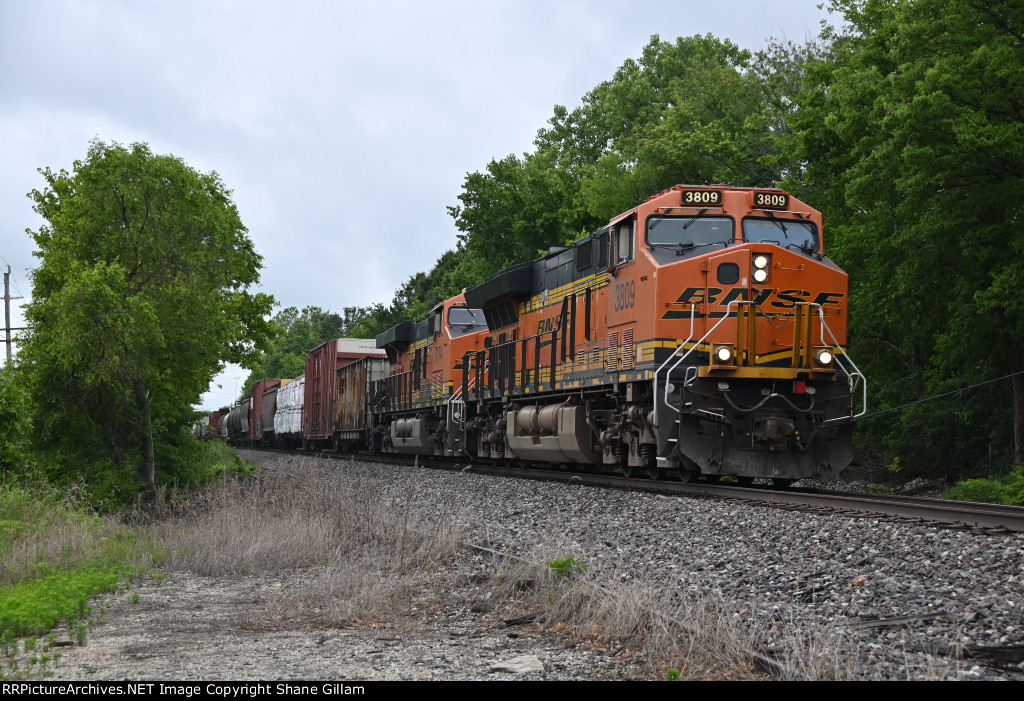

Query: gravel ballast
left=46, top=450, right=1024, bottom=681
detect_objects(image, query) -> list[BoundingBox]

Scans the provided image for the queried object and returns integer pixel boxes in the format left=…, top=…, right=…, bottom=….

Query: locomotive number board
left=752, top=191, right=790, bottom=209
left=680, top=189, right=723, bottom=206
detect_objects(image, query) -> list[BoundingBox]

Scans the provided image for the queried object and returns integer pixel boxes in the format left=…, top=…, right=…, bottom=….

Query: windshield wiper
left=651, top=207, right=708, bottom=233
left=674, top=240, right=728, bottom=256
left=681, top=208, right=708, bottom=230
left=766, top=211, right=788, bottom=238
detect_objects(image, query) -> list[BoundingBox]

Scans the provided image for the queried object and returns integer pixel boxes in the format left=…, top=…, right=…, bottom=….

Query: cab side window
left=612, top=221, right=634, bottom=265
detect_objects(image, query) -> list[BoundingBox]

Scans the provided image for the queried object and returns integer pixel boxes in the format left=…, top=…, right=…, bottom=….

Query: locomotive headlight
left=814, top=349, right=834, bottom=367
left=712, top=345, right=734, bottom=365
left=752, top=254, right=769, bottom=283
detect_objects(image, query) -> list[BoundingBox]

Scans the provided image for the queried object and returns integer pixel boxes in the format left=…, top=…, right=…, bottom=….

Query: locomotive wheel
left=621, top=465, right=639, bottom=478
left=736, top=476, right=755, bottom=487
left=648, top=467, right=666, bottom=481
left=677, top=468, right=699, bottom=483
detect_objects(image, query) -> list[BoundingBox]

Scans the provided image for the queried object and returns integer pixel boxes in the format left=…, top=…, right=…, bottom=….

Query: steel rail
left=439, top=461, right=1024, bottom=533
left=262, top=448, right=1024, bottom=532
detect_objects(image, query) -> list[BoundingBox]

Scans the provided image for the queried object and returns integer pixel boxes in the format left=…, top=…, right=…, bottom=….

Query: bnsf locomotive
left=222, top=185, right=865, bottom=484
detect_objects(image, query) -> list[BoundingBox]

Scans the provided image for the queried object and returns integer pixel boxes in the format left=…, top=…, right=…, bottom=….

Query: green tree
left=239, top=305, right=345, bottom=398
left=792, top=0, right=1024, bottom=471
left=448, top=149, right=586, bottom=276
left=0, top=364, right=33, bottom=478
left=450, top=34, right=813, bottom=267
left=21, top=140, right=275, bottom=506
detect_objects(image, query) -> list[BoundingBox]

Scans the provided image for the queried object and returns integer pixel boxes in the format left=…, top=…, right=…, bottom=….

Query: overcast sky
left=1, top=0, right=836, bottom=410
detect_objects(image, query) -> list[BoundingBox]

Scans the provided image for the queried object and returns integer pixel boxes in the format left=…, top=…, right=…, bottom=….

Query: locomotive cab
left=375, top=294, right=488, bottom=457
left=637, top=187, right=864, bottom=482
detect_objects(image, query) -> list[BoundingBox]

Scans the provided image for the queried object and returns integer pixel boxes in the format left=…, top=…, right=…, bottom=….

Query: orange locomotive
left=375, top=292, right=488, bottom=455
left=375, top=185, right=864, bottom=483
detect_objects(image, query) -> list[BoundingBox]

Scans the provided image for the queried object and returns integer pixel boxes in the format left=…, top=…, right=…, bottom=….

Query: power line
left=862, top=370, right=1024, bottom=420
left=0, top=253, right=27, bottom=298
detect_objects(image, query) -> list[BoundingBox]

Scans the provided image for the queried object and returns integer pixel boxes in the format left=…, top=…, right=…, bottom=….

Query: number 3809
left=755, top=192, right=788, bottom=208
left=614, top=281, right=635, bottom=311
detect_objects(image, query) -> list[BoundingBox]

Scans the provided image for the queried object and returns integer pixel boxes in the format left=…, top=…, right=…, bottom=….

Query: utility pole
left=3, top=266, right=26, bottom=364
left=4, top=266, right=11, bottom=363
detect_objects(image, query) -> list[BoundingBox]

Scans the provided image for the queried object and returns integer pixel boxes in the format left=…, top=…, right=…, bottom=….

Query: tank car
left=374, top=184, right=864, bottom=483
left=224, top=400, right=251, bottom=446
left=192, top=408, right=229, bottom=440
left=192, top=414, right=211, bottom=440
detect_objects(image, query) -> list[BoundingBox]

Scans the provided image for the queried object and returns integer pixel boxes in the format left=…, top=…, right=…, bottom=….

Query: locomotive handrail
left=476, top=327, right=570, bottom=398
left=654, top=301, right=867, bottom=429
left=652, top=304, right=699, bottom=430
left=814, top=304, right=868, bottom=421
left=449, top=375, right=477, bottom=431
left=656, top=301, right=744, bottom=427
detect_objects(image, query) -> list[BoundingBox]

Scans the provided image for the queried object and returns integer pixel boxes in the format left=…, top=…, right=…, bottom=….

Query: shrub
left=547, top=555, right=587, bottom=581
left=0, top=485, right=154, bottom=640
left=942, top=467, right=1024, bottom=505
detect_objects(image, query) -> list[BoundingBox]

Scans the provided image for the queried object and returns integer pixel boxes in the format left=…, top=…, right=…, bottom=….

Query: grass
left=942, top=467, right=1024, bottom=505
left=500, top=554, right=768, bottom=679
left=1, top=457, right=466, bottom=675
left=0, top=486, right=155, bottom=636
left=483, top=547, right=879, bottom=680
left=150, top=458, right=465, bottom=625
left=0, top=484, right=159, bottom=678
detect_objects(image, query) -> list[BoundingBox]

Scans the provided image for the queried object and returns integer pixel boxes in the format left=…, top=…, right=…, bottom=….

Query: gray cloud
left=0, top=0, right=835, bottom=408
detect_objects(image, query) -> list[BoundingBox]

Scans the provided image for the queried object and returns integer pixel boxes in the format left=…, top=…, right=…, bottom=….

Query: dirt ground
left=37, top=560, right=647, bottom=681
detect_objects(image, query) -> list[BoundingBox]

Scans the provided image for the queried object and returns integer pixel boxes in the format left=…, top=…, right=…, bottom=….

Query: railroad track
left=244, top=447, right=1024, bottom=677
left=305, top=449, right=1024, bottom=533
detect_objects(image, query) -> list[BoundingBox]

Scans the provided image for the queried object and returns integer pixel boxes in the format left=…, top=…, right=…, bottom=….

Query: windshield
left=743, top=218, right=818, bottom=251
left=448, top=307, right=487, bottom=329
left=646, top=216, right=733, bottom=247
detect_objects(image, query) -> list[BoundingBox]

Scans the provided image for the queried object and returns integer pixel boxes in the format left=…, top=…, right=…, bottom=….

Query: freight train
left=209, top=184, right=865, bottom=484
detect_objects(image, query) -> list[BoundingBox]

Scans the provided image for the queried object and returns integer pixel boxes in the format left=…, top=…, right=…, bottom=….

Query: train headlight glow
left=752, top=254, right=769, bottom=283
left=714, top=346, right=734, bottom=364
left=815, top=349, right=834, bottom=366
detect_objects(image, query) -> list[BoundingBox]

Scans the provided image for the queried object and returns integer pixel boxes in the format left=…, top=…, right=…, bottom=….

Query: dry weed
left=768, top=613, right=862, bottom=680
left=1, top=485, right=154, bottom=585
left=483, top=547, right=875, bottom=680
left=150, top=458, right=465, bottom=626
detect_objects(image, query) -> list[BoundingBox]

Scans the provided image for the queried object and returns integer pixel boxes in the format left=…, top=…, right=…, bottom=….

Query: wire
left=862, top=369, right=1024, bottom=420
left=0, top=253, right=27, bottom=298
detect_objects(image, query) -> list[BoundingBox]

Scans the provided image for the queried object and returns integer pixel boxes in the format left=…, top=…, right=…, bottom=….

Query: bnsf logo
left=675, top=286, right=845, bottom=308
left=537, top=314, right=563, bottom=334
